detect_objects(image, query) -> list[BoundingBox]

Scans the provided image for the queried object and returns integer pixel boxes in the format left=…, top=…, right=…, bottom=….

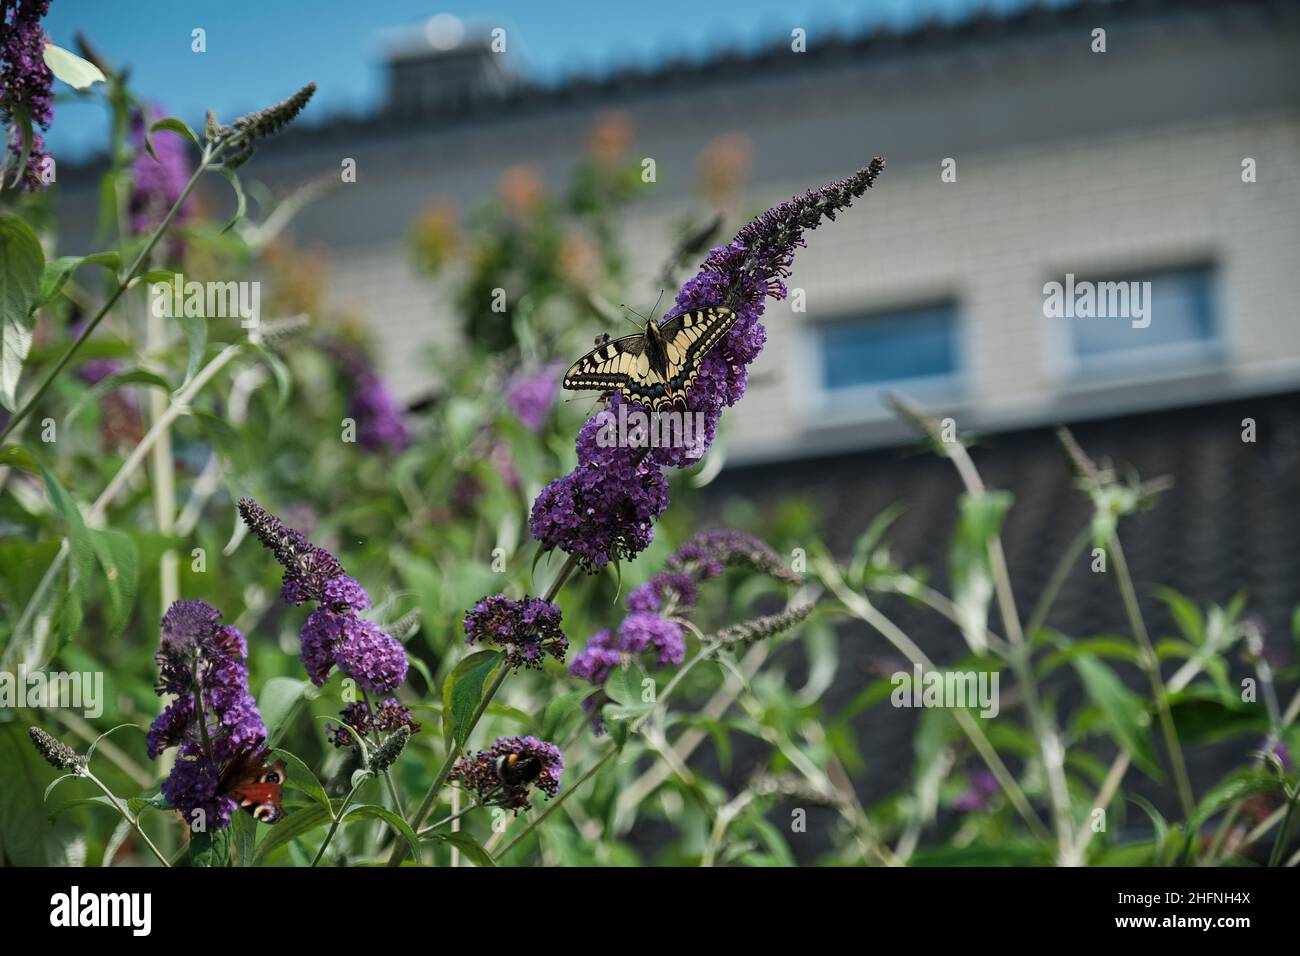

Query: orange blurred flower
left=499, top=164, right=545, bottom=218
left=558, top=233, right=599, bottom=286
left=698, top=133, right=753, bottom=206
left=588, top=110, right=634, bottom=166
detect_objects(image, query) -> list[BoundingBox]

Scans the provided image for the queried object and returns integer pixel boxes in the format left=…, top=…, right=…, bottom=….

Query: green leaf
left=948, top=491, right=1012, bottom=655
left=231, top=809, right=258, bottom=867
left=194, top=410, right=254, bottom=497
left=88, top=528, right=139, bottom=638
left=344, top=804, right=422, bottom=864
left=269, top=747, right=332, bottom=816
left=189, top=827, right=231, bottom=867
left=248, top=341, right=291, bottom=409
left=541, top=689, right=589, bottom=742
left=0, top=443, right=39, bottom=473
left=8, top=107, right=33, bottom=189
left=1036, top=635, right=1139, bottom=677
left=177, top=314, right=207, bottom=388
left=36, top=251, right=120, bottom=308
left=0, top=725, right=81, bottom=864
left=64, top=367, right=171, bottom=431
left=1128, top=794, right=1168, bottom=846
left=1072, top=653, right=1161, bottom=779
left=259, top=677, right=311, bottom=746
left=1186, top=769, right=1283, bottom=837
left=217, top=167, right=247, bottom=233
left=42, top=43, right=106, bottom=89
left=428, top=830, right=496, bottom=868
left=148, top=117, right=201, bottom=152
left=0, top=215, right=45, bottom=411
left=442, top=650, right=502, bottom=748
left=1156, top=588, right=1205, bottom=645
left=251, top=803, right=333, bottom=865
left=848, top=503, right=905, bottom=582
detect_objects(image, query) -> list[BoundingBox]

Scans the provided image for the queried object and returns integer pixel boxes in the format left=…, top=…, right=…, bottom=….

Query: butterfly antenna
left=616, top=303, right=645, bottom=331
left=651, top=289, right=665, bottom=322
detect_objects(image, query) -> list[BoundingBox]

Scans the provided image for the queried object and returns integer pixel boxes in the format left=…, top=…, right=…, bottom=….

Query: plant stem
left=1267, top=788, right=1299, bottom=868
left=312, top=775, right=367, bottom=867
left=0, top=140, right=221, bottom=445
left=418, top=803, right=480, bottom=836
left=4, top=343, right=244, bottom=666
left=386, top=552, right=582, bottom=866
left=888, top=394, right=1074, bottom=861
left=1026, top=525, right=1091, bottom=637
left=1108, top=531, right=1195, bottom=820
left=816, top=554, right=1051, bottom=843
left=493, top=746, right=617, bottom=863
left=82, top=768, right=170, bottom=867
left=1070, top=627, right=1220, bottom=859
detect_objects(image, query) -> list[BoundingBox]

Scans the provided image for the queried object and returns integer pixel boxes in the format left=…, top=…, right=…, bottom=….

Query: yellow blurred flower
left=410, top=199, right=460, bottom=274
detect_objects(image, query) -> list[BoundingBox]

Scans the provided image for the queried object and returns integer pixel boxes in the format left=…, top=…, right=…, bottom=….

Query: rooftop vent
left=384, top=15, right=519, bottom=115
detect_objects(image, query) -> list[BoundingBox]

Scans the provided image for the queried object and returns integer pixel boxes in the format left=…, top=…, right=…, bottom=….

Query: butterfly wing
left=220, top=749, right=287, bottom=825
left=563, top=332, right=645, bottom=393
left=647, top=307, right=737, bottom=410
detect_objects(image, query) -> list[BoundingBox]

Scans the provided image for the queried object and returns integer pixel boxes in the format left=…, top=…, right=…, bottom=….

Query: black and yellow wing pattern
left=563, top=307, right=737, bottom=411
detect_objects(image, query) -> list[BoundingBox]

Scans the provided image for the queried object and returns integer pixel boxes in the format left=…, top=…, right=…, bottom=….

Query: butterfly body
left=219, top=747, right=287, bottom=824
left=563, top=307, right=736, bottom=412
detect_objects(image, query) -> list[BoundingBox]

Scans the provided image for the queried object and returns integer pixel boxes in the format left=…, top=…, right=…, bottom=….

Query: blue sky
left=45, top=0, right=1046, bottom=158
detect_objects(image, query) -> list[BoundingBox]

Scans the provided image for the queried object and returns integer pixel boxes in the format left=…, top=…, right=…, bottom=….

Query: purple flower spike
left=1, top=0, right=55, bottom=191
left=530, top=159, right=884, bottom=570
left=146, top=599, right=268, bottom=829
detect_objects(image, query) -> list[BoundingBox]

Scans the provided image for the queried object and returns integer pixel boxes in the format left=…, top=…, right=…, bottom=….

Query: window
left=814, top=303, right=959, bottom=396
left=1067, top=266, right=1219, bottom=369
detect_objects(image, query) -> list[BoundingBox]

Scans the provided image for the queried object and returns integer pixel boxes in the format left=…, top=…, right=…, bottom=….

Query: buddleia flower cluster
left=462, top=594, right=568, bottom=669
left=529, top=159, right=885, bottom=572
left=145, top=600, right=268, bottom=829
left=0, top=0, right=54, bottom=190
left=28, top=726, right=85, bottom=771
left=128, top=103, right=194, bottom=238
left=238, top=498, right=417, bottom=747
left=326, top=698, right=421, bottom=749
left=450, top=735, right=564, bottom=812
left=571, top=530, right=807, bottom=727
left=209, top=81, right=316, bottom=168
left=507, top=361, right=562, bottom=432
left=318, top=339, right=410, bottom=453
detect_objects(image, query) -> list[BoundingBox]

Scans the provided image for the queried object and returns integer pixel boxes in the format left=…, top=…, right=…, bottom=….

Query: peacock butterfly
left=219, top=747, right=287, bottom=824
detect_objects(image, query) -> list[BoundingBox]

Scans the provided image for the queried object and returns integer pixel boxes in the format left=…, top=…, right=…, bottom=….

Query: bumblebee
left=497, top=752, right=543, bottom=786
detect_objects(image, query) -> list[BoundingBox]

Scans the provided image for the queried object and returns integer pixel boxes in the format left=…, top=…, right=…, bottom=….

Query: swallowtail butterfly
left=562, top=307, right=737, bottom=411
